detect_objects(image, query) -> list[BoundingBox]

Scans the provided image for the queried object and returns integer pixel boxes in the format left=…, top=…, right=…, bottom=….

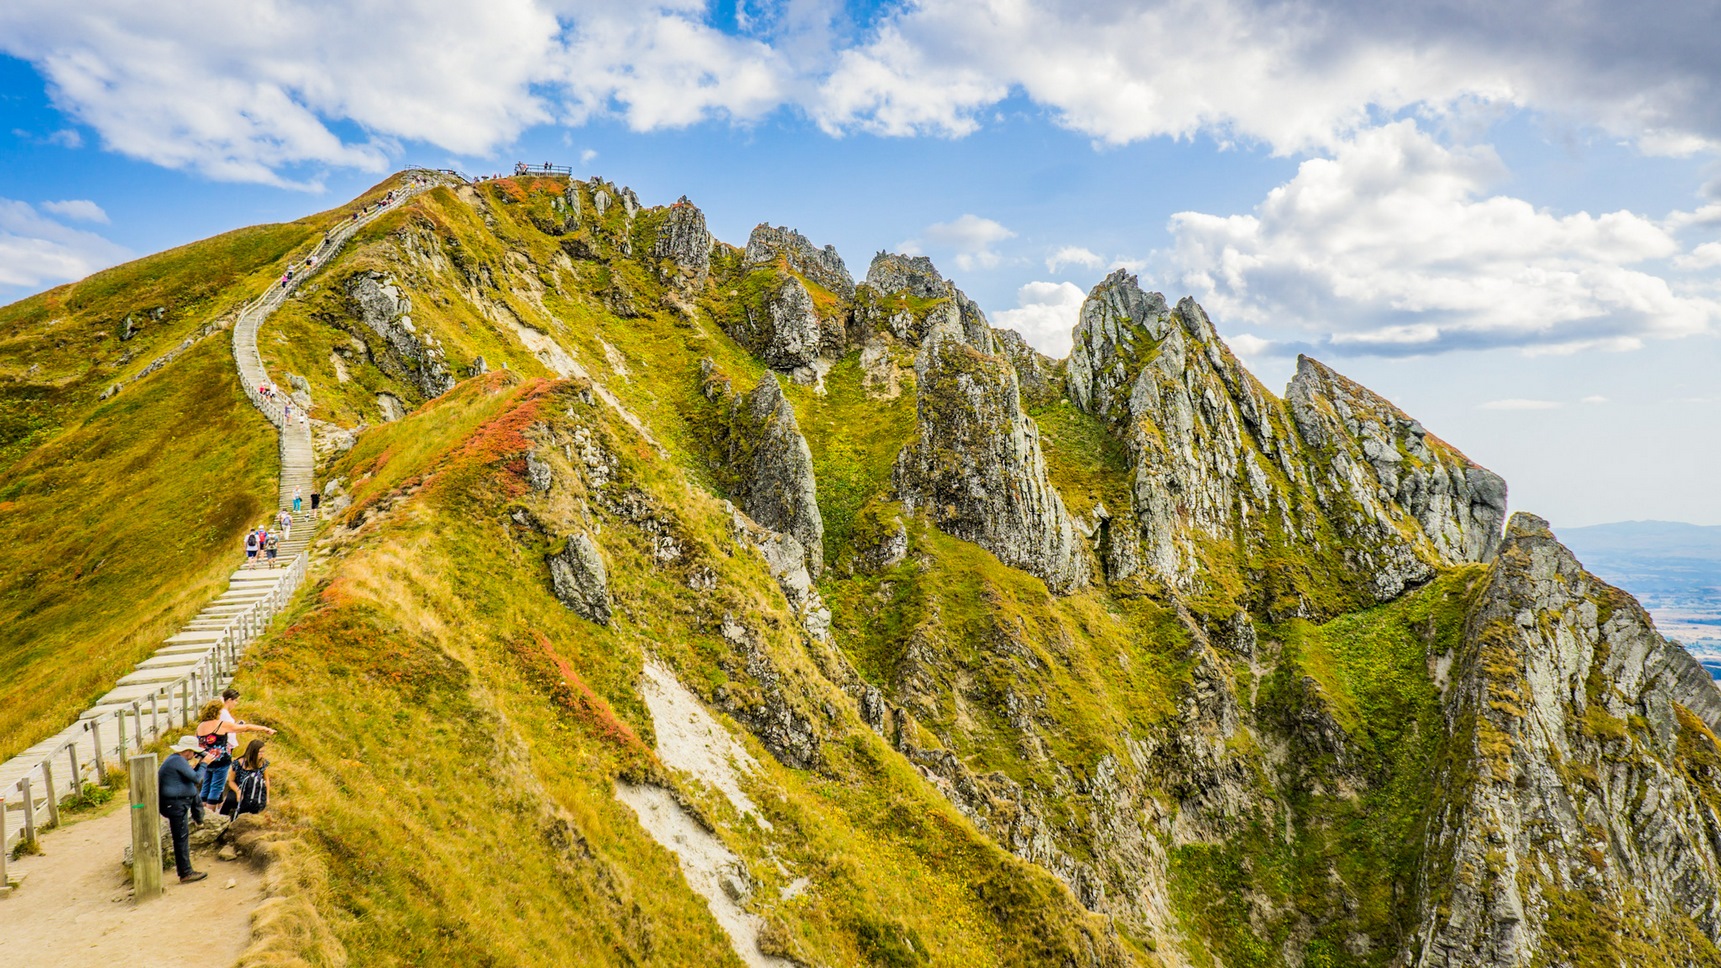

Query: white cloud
left=902, top=214, right=1015, bottom=271
left=1581, top=395, right=1610, bottom=404
left=8, top=0, right=1721, bottom=185
left=40, top=199, right=108, bottom=223
left=1675, top=241, right=1721, bottom=269
left=1165, top=120, right=1719, bottom=356
left=579, top=149, right=598, bottom=164
left=1480, top=398, right=1564, bottom=410
left=992, top=280, right=1087, bottom=358
left=0, top=199, right=130, bottom=289
left=1046, top=245, right=1104, bottom=274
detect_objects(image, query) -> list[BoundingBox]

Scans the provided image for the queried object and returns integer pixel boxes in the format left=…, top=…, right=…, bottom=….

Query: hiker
left=277, top=508, right=292, bottom=541
left=159, top=736, right=212, bottom=883
left=244, top=530, right=259, bottom=568
left=222, top=738, right=271, bottom=818
left=264, top=529, right=280, bottom=567
left=310, top=490, right=321, bottom=521
left=196, top=697, right=274, bottom=810
left=293, top=487, right=303, bottom=515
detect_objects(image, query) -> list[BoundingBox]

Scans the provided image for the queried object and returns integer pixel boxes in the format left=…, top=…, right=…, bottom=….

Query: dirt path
left=0, top=802, right=262, bottom=967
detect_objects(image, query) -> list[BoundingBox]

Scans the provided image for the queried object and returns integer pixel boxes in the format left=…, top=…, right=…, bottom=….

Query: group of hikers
left=255, top=381, right=310, bottom=428
left=243, top=492, right=315, bottom=567
left=155, top=688, right=276, bottom=883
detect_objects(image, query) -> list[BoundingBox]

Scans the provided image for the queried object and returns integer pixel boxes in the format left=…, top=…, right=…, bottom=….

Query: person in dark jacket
left=159, top=736, right=212, bottom=883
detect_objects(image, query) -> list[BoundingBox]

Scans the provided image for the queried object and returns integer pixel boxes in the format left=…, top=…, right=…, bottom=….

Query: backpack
left=225, top=763, right=268, bottom=817
left=266, top=534, right=279, bottom=551
left=246, top=533, right=258, bottom=551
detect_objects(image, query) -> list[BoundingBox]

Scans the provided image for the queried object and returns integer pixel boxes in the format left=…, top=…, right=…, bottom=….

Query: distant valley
left=1560, top=520, right=1721, bottom=678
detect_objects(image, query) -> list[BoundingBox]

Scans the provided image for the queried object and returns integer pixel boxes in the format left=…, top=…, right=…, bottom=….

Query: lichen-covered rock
left=865, top=252, right=946, bottom=300
left=729, top=375, right=825, bottom=577
left=346, top=272, right=455, bottom=401
left=1409, top=513, right=1721, bottom=967
left=651, top=196, right=711, bottom=280
left=1065, top=270, right=1508, bottom=607
left=760, top=276, right=821, bottom=370
left=546, top=533, right=611, bottom=625
left=744, top=224, right=855, bottom=298
left=993, top=328, right=1060, bottom=408
left=1289, top=354, right=1508, bottom=565
left=894, top=312, right=1092, bottom=594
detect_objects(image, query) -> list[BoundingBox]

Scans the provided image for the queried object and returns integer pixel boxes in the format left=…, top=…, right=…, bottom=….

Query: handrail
left=1, top=169, right=458, bottom=866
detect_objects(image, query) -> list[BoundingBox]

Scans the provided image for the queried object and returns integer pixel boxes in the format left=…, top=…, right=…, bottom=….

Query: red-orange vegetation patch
left=438, top=378, right=559, bottom=492
left=0, top=501, right=15, bottom=514
left=319, top=576, right=363, bottom=609
left=490, top=178, right=528, bottom=203
left=513, top=630, right=651, bottom=758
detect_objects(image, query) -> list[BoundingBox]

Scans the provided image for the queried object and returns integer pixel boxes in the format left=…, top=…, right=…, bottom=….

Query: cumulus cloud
left=1165, top=120, right=1719, bottom=357
left=901, top=214, right=1016, bottom=271
left=1046, top=246, right=1104, bottom=273
left=40, top=199, right=108, bottom=223
left=0, top=199, right=130, bottom=289
left=992, top=280, right=1087, bottom=358
left=1676, top=241, right=1721, bottom=269
left=7, top=0, right=1721, bottom=184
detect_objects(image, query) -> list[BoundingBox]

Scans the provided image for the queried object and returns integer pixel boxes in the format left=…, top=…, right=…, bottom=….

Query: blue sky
left=2, top=0, right=1718, bottom=528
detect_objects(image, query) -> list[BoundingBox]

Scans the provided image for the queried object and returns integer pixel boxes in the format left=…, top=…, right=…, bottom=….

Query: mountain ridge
left=3, top=170, right=1719, bottom=967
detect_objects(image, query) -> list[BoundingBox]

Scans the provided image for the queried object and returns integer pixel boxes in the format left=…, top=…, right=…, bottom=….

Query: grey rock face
left=546, top=533, right=612, bottom=625
left=743, top=224, right=855, bottom=298
left=1289, top=354, right=1507, bottom=567
left=894, top=314, right=1092, bottom=594
left=1067, top=268, right=1172, bottom=417
left=725, top=273, right=826, bottom=373
left=1409, top=513, right=1721, bottom=967
left=651, top=196, right=712, bottom=279
left=865, top=252, right=946, bottom=300
left=346, top=272, right=455, bottom=401
left=992, top=328, right=1059, bottom=407
left=729, top=375, right=825, bottom=577
left=1064, top=270, right=1508, bottom=604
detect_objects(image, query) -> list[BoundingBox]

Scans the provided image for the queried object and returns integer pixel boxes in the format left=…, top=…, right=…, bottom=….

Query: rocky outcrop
left=893, top=311, right=1092, bottom=594
left=728, top=375, right=825, bottom=577
left=346, top=272, right=455, bottom=401
left=1063, top=270, right=1508, bottom=607
left=1289, top=354, right=1507, bottom=565
left=751, top=276, right=822, bottom=371
left=1410, top=513, right=1721, bottom=967
left=993, top=328, right=1060, bottom=407
left=1067, top=270, right=1171, bottom=419
left=865, top=252, right=946, bottom=300
left=547, top=533, right=612, bottom=625
left=651, top=196, right=712, bottom=281
left=743, top=225, right=854, bottom=298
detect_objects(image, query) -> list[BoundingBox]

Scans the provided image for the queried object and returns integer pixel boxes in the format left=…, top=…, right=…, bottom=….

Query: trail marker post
left=128, top=754, right=161, bottom=902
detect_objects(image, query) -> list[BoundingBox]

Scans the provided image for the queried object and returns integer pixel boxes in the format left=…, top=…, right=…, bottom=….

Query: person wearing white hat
left=159, top=736, right=213, bottom=883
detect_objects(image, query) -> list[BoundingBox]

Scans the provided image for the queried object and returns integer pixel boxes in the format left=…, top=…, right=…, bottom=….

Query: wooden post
left=92, top=719, right=107, bottom=784
left=68, top=743, right=82, bottom=794
left=117, top=714, right=129, bottom=767
left=40, top=761, right=60, bottom=828
left=0, top=795, right=9, bottom=889
left=179, top=679, right=189, bottom=726
left=20, top=776, right=36, bottom=843
left=131, top=701, right=144, bottom=750
left=128, top=754, right=162, bottom=902
left=150, top=692, right=160, bottom=739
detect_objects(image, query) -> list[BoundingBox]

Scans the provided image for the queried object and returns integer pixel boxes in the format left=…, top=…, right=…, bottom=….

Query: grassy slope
left=0, top=173, right=426, bottom=759
left=236, top=374, right=1128, bottom=967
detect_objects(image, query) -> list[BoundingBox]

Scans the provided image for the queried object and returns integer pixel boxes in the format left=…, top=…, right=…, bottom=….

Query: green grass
left=235, top=375, right=1132, bottom=967
left=0, top=339, right=276, bottom=760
